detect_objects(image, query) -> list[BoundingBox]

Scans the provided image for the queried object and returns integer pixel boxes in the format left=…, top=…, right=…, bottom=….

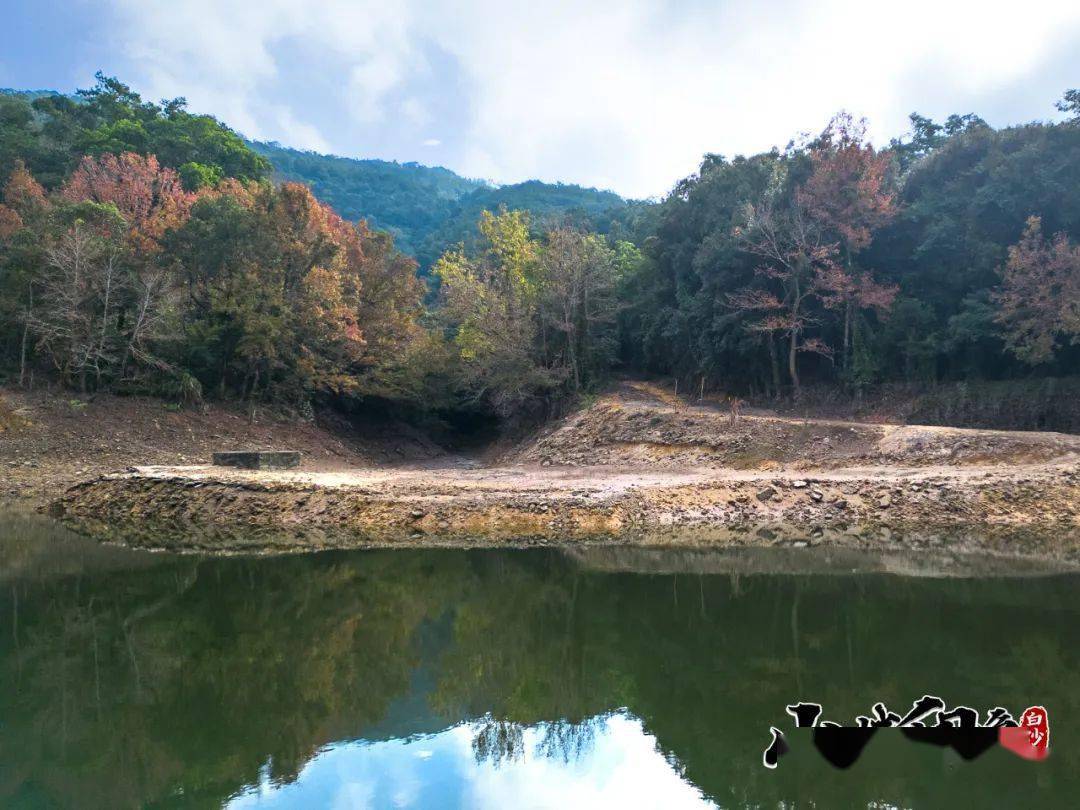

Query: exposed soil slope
left=506, top=382, right=1080, bottom=470
left=0, top=387, right=442, bottom=505
left=45, top=381, right=1080, bottom=559
left=53, top=462, right=1080, bottom=558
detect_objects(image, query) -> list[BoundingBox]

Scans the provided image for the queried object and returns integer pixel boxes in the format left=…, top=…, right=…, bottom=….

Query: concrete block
left=211, top=451, right=301, bottom=470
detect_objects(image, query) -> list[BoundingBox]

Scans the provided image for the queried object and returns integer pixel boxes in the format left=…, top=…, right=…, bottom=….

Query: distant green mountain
left=0, top=89, right=67, bottom=101
left=249, top=141, right=487, bottom=258
left=416, top=179, right=630, bottom=267
left=1, top=92, right=632, bottom=265
left=249, top=141, right=631, bottom=266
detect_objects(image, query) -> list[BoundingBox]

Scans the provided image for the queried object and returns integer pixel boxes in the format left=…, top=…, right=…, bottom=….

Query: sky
left=2, top=0, right=1079, bottom=199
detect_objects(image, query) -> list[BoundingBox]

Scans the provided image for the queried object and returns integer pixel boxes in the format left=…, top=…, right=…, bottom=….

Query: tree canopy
left=2, top=76, right=1079, bottom=421
left=619, top=97, right=1080, bottom=398
left=1, top=74, right=269, bottom=190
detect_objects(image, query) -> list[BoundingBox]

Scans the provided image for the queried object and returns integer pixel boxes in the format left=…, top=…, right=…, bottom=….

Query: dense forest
left=1, top=75, right=1078, bottom=426
left=628, top=106, right=1080, bottom=399
left=0, top=78, right=431, bottom=412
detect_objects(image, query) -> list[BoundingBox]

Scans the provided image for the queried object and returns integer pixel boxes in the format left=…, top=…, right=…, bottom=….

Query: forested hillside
left=0, top=82, right=268, bottom=190
left=248, top=141, right=486, bottom=258
left=416, top=180, right=630, bottom=267
left=625, top=106, right=1080, bottom=399
left=1, top=74, right=1078, bottom=429
left=251, top=140, right=631, bottom=268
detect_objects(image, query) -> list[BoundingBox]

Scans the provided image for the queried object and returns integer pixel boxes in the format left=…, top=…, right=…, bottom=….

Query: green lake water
left=2, top=510, right=1078, bottom=808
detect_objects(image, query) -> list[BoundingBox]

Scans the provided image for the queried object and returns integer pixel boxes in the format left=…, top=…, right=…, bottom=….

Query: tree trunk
left=19, top=283, right=32, bottom=387
left=245, top=369, right=260, bottom=424
left=19, top=321, right=29, bottom=388
left=581, top=270, right=591, bottom=389
left=565, top=312, right=579, bottom=392
left=789, top=276, right=802, bottom=398
left=843, top=249, right=853, bottom=374
left=121, top=282, right=153, bottom=380
left=97, top=255, right=114, bottom=387
left=843, top=298, right=852, bottom=373
left=788, top=329, right=800, bottom=398
left=766, top=332, right=781, bottom=398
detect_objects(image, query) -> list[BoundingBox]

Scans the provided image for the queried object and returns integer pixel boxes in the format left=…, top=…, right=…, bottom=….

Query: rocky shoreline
left=11, top=383, right=1080, bottom=561
left=50, top=462, right=1080, bottom=559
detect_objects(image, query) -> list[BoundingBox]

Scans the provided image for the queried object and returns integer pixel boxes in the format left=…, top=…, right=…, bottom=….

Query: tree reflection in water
left=3, top=512, right=1080, bottom=808
left=471, top=717, right=525, bottom=766
left=470, top=714, right=602, bottom=767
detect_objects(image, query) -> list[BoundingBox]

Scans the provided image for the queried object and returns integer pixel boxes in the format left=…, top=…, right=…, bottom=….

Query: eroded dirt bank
left=26, top=382, right=1080, bottom=558
left=0, top=385, right=442, bottom=506
left=52, top=461, right=1080, bottom=558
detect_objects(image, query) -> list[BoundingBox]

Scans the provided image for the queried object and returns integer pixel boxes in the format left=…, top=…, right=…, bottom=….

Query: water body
left=2, top=510, right=1078, bottom=808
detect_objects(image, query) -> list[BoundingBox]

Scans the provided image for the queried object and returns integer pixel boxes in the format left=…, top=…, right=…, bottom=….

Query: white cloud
left=270, top=105, right=333, bottom=153
left=422, top=138, right=442, bottom=147
left=349, top=54, right=406, bottom=125
left=399, top=98, right=430, bottom=129
left=103, top=0, right=1080, bottom=197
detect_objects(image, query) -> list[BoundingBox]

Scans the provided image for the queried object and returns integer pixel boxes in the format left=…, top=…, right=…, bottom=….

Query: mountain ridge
left=247, top=139, right=631, bottom=265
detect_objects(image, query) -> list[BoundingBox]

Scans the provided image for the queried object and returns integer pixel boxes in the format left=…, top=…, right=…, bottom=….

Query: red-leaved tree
left=732, top=114, right=897, bottom=396
left=62, top=152, right=195, bottom=253
left=43, top=153, right=199, bottom=383
left=797, top=113, right=897, bottom=371
left=996, top=215, right=1080, bottom=364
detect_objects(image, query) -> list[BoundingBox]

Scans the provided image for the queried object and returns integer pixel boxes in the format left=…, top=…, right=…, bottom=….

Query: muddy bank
left=51, top=462, right=1080, bottom=559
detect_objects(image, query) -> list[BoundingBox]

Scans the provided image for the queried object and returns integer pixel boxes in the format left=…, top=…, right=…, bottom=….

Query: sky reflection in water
left=229, top=713, right=710, bottom=810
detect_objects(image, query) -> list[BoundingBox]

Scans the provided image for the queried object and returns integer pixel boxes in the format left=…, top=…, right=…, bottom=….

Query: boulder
left=756, top=486, right=778, bottom=502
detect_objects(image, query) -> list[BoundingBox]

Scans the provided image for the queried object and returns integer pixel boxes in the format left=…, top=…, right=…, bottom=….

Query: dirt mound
left=0, top=387, right=443, bottom=505
left=507, top=389, right=1080, bottom=471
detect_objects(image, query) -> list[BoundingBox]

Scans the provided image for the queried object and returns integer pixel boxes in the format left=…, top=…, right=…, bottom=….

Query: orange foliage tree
left=732, top=114, right=898, bottom=395
left=995, top=216, right=1080, bottom=364
left=0, top=163, right=51, bottom=384
left=61, top=152, right=195, bottom=252
left=0, top=160, right=49, bottom=241
left=170, top=179, right=425, bottom=403
left=797, top=113, right=898, bottom=372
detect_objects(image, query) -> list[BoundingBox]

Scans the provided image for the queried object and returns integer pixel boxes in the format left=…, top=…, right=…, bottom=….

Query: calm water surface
left=2, top=510, right=1078, bottom=808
